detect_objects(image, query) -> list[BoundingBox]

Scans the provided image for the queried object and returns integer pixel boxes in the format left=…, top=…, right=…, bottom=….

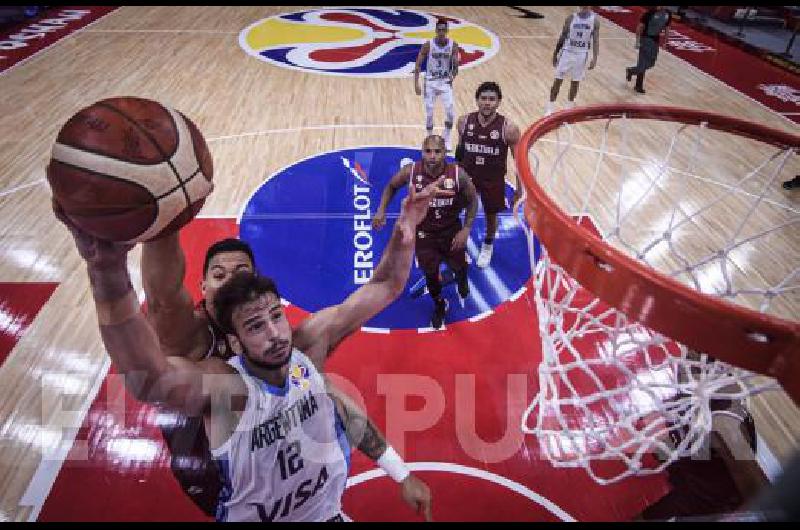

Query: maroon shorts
left=415, top=225, right=467, bottom=276
left=471, top=173, right=507, bottom=214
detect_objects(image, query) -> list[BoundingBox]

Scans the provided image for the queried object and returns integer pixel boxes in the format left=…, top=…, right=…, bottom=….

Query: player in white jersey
left=53, top=173, right=454, bottom=521
left=414, top=18, right=460, bottom=151
left=545, top=6, right=600, bottom=116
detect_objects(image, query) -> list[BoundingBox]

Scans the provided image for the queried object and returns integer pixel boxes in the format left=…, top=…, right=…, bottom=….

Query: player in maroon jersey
left=372, top=135, right=478, bottom=329
left=454, top=82, right=522, bottom=268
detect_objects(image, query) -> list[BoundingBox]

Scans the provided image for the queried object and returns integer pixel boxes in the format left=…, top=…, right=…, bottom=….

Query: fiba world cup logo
left=238, top=8, right=500, bottom=77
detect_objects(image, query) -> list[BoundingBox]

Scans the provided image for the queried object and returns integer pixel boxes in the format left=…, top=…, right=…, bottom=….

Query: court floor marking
left=6, top=125, right=794, bottom=217
left=345, top=461, right=577, bottom=521
left=596, top=12, right=800, bottom=128
left=18, top=260, right=147, bottom=521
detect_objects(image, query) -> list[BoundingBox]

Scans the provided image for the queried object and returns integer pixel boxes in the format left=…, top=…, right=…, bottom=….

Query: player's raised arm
left=142, top=233, right=208, bottom=358
left=295, top=175, right=453, bottom=365
left=54, top=202, right=225, bottom=416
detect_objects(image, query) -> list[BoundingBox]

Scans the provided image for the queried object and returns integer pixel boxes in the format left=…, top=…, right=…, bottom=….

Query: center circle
left=238, top=146, right=531, bottom=330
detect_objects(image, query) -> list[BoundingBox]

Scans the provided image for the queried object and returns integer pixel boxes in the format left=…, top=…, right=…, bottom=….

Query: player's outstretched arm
left=295, top=176, right=453, bottom=364
left=326, top=381, right=433, bottom=522
left=142, top=232, right=208, bottom=358
left=54, top=201, right=224, bottom=415
left=372, top=164, right=412, bottom=231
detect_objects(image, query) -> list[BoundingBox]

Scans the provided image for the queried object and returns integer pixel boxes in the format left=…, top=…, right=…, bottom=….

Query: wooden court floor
left=0, top=6, right=797, bottom=521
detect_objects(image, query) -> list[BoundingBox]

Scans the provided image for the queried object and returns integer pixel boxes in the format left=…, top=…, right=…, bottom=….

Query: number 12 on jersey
left=278, top=441, right=304, bottom=480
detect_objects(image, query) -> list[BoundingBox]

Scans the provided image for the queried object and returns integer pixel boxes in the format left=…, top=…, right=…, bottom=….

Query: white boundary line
left=82, top=29, right=237, bottom=34
left=346, top=461, right=576, bottom=521
left=596, top=11, right=800, bottom=128
left=0, top=178, right=45, bottom=198
left=0, top=8, right=120, bottom=77
left=361, top=327, right=390, bottom=334
left=19, top=259, right=146, bottom=521
left=6, top=128, right=795, bottom=214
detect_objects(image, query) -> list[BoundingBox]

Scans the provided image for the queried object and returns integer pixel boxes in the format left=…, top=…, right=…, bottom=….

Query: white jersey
left=563, top=12, right=596, bottom=53
left=211, top=350, right=350, bottom=522
left=425, top=37, right=454, bottom=82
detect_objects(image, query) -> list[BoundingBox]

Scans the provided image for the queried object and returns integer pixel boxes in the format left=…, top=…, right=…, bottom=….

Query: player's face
left=477, top=91, right=500, bottom=116
left=232, top=292, right=292, bottom=370
left=435, top=24, right=447, bottom=41
left=202, top=251, right=254, bottom=317
left=579, top=6, right=592, bottom=16
left=422, top=141, right=446, bottom=173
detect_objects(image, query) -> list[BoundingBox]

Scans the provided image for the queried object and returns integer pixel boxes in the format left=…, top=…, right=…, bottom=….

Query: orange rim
left=515, top=104, right=800, bottom=402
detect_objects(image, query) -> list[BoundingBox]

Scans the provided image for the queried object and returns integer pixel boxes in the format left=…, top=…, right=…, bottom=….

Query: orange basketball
left=46, top=97, right=213, bottom=243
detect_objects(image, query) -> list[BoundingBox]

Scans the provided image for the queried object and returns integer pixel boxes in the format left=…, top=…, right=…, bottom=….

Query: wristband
left=376, top=446, right=410, bottom=483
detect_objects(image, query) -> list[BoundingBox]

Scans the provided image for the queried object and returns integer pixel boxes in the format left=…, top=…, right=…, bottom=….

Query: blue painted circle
left=239, top=147, right=533, bottom=330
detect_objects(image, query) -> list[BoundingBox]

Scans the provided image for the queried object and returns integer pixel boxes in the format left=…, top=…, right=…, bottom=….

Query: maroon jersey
left=410, top=161, right=464, bottom=235
left=458, top=111, right=509, bottom=179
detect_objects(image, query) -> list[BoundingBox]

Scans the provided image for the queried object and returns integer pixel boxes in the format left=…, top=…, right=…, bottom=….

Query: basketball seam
left=94, top=102, right=192, bottom=209
left=49, top=159, right=157, bottom=213
left=155, top=166, right=202, bottom=200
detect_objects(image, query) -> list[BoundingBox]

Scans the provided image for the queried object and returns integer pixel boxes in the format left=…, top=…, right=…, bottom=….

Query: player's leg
left=547, top=79, right=563, bottom=116
left=627, top=41, right=649, bottom=83
left=634, top=39, right=657, bottom=94
left=445, top=232, right=469, bottom=299
left=567, top=81, right=580, bottom=106
left=424, top=80, right=435, bottom=135
left=566, top=52, right=587, bottom=107
left=442, top=85, right=455, bottom=152
left=476, top=177, right=505, bottom=268
left=419, top=241, right=448, bottom=329
left=548, top=50, right=570, bottom=115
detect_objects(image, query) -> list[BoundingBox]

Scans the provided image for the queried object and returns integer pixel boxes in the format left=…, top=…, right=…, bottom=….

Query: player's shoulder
left=198, top=355, right=238, bottom=375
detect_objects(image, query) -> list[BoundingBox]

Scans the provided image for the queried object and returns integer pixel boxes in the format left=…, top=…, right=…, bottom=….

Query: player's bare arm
left=295, top=176, right=454, bottom=366
left=450, top=42, right=460, bottom=81
left=142, top=233, right=210, bottom=360
left=413, top=42, right=429, bottom=95
left=504, top=120, right=523, bottom=203
left=456, top=114, right=467, bottom=137
left=326, top=381, right=433, bottom=522
left=372, top=163, right=413, bottom=230
left=553, top=15, right=571, bottom=66
left=451, top=169, right=478, bottom=252
left=590, top=17, right=600, bottom=69
left=54, top=201, right=241, bottom=420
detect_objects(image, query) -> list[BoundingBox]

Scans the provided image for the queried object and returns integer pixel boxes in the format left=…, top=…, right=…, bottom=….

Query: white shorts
left=555, top=49, right=589, bottom=81
left=424, top=79, right=454, bottom=111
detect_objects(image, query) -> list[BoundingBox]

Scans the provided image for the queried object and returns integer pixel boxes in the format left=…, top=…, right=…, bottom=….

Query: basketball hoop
left=514, top=104, right=799, bottom=484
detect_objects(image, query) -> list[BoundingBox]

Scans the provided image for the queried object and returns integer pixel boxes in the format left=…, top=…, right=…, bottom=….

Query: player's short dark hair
left=203, top=238, right=256, bottom=276
left=475, top=81, right=502, bottom=100
left=214, top=271, right=281, bottom=335
left=435, top=18, right=448, bottom=28
left=423, top=134, right=446, bottom=149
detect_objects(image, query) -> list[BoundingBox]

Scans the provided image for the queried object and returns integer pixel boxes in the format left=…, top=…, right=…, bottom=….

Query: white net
left=516, top=109, right=799, bottom=484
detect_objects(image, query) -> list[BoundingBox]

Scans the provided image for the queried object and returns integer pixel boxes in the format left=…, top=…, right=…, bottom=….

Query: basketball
left=46, top=96, right=213, bottom=243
